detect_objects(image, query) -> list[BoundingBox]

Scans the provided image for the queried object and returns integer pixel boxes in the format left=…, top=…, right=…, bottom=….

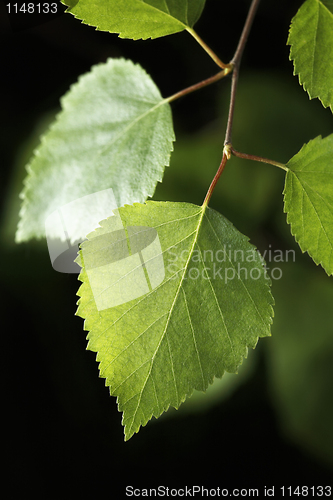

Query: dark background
left=1, top=0, right=333, bottom=496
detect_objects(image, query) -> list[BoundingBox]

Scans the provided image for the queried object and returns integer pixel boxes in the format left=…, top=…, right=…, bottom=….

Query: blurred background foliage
left=1, top=0, right=332, bottom=496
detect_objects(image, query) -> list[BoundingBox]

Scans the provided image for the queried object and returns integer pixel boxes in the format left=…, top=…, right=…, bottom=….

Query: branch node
left=223, top=143, right=232, bottom=159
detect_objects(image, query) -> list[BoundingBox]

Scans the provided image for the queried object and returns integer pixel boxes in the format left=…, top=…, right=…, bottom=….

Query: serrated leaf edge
left=283, top=139, right=333, bottom=276
left=62, top=0, right=187, bottom=40
left=15, top=59, right=174, bottom=243
left=287, top=0, right=333, bottom=112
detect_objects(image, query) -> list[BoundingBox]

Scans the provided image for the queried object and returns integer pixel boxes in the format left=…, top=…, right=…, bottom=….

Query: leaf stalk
left=230, top=148, right=288, bottom=171
left=166, top=67, right=232, bottom=104
left=202, top=150, right=228, bottom=208
left=202, top=0, right=287, bottom=206
left=167, top=0, right=286, bottom=207
left=186, top=27, right=232, bottom=70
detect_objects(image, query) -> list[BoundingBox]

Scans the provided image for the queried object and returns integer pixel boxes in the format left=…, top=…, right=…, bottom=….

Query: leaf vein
left=196, top=241, right=236, bottom=362
left=101, top=312, right=169, bottom=374
left=295, top=175, right=333, bottom=252
left=127, top=208, right=205, bottom=433
left=113, top=359, right=150, bottom=392
left=204, top=214, right=268, bottom=332
left=181, top=287, right=205, bottom=389
left=166, top=333, right=179, bottom=406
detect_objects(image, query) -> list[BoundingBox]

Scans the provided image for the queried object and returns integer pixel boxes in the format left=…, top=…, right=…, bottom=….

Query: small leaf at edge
left=284, top=134, right=333, bottom=275
left=61, top=0, right=206, bottom=40
left=288, top=0, right=333, bottom=111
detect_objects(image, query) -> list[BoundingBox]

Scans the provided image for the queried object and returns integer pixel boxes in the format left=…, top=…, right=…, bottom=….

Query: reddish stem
left=202, top=152, right=228, bottom=208
left=230, top=148, right=288, bottom=171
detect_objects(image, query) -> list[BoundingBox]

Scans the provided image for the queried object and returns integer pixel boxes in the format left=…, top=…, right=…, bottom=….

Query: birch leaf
left=284, top=134, right=333, bottom=275
left=76, top=201, right=273, bottom=440
left=62, top=0, right=206, bottom=39
left=16, top=59, right=174, bottom=243
left=288, top=0, right=333, bottom=111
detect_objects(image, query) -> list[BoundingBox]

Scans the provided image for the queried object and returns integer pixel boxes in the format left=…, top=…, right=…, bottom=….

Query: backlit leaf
left=16, top=58, right=174, bottom=243
left=288, top=0, right=333, bottom=111
left=76, top=201, right=273, bottom=440
left=284, top=134, right=333, bottom=275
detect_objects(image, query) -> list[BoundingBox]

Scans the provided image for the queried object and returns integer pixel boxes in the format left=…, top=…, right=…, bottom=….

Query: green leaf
left=61, top=0, right=206, bottom=39
left=76, top=201, right=274, bottom=440
left=16, top=58, right=174, bottom=243
left=283, top=134, right=333, bottom=275
left=288, top=0, right=333, bottom=111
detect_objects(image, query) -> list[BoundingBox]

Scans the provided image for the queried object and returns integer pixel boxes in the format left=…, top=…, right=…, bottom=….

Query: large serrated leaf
left=61, top=0, right=206, bottom=40
left=288, top=0, right=333, bottom=111
left=284, top=134, right=333, bottom=275
left=16, top=58, right=174, bottom=243
left=76, top=201, right=274, bottom=440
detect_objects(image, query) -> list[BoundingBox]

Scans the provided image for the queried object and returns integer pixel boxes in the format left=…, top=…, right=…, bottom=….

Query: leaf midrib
left=80, top=0, right=188, bottom=30
left=98, top=98, right=169, bottom=158
left=126, top=206, right=206, bottom=435
left=86, top=209, right=204, bottom=380
left=134, top=0, right=189, bottom=28
left=319, top=0, right=333, bottom=19
left=87, top=209, right=203, bottom=332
